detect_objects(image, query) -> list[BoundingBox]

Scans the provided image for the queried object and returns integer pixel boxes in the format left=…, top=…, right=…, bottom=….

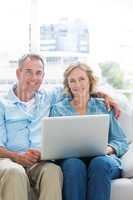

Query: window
left=0, top=0, right=30, bottom=86
left=38, top=0, right=133, bottom=101
left=0, top=0, right=133, bottom=102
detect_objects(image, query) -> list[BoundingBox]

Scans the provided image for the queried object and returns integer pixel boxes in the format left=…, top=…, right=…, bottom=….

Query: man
left=0, top=53, right=120, bottom=200
left=0, top=54, right=63, bottom=200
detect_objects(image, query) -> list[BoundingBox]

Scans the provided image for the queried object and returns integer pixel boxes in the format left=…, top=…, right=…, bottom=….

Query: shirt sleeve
left=108, top=110, right=128, bottom=157
left=0, top=101, right=7, bottom=147
left=94, top=99, right=128, bottom=157
left=48, top=86, right=69, bottom=106
left=50, top=104, right=61, bottom=117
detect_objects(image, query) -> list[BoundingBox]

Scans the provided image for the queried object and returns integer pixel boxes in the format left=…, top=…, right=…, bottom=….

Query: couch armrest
left=121, top=144, right=133, bottom=178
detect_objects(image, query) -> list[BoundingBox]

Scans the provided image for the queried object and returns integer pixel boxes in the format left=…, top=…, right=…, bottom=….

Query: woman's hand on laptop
left=106, top=146, right=116, bottom=155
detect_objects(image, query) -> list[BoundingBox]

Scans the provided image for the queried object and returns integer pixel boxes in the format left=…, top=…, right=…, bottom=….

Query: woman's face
left=67, top=68, right=90, bottom=97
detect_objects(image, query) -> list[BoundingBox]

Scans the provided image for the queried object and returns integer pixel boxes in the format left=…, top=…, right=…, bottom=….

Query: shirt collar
left=7, top=84, right=40, bottom=104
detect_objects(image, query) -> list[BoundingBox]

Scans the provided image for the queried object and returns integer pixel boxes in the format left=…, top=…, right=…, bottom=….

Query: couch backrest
left=118, top=110, right=133, bottom=143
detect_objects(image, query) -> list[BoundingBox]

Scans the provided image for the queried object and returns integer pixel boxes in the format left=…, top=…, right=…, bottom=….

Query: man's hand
left=104, top=95, right=121, bottom=119
left=92, top=92, right=121, bottom=119
left=12, top=149, right=41, bottom=167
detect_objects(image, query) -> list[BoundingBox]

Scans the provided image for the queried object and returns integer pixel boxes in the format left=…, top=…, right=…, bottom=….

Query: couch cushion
left=121, top=146, right=133, bottom=178
left=111, top=178, right=133, bottom=200
left=118, top=111, right=133, bottom=143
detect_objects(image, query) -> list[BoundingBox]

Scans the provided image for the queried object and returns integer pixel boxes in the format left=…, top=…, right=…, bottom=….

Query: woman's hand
left=106, top=146, right=116, bottom=155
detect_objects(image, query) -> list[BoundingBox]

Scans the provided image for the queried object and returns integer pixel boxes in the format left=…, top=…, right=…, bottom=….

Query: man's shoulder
left=0, top=95, right=11, bottom=110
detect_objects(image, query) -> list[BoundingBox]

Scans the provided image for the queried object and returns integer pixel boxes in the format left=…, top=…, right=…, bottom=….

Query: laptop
left=41, top=114, right=109, bottom=160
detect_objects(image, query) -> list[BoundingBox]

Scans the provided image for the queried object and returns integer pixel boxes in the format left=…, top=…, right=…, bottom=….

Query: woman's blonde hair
left=63, top=62, right=98, bottom=96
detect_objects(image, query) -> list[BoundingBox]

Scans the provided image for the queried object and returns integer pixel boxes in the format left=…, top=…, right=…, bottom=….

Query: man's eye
left=25, top=70, right=32, bottom=75
left=37, top=71, right=43, bottom=76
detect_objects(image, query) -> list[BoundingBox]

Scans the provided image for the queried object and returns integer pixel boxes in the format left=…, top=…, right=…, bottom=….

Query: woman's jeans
left=60, top=155, right=121, bottom=200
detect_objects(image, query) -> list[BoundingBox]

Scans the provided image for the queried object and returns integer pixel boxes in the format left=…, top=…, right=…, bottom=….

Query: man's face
left=16, top=58, right=44, bottom=93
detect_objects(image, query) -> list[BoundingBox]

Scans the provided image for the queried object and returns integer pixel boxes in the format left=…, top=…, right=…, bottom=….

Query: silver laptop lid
left=41, top=114, right=109, bottom=160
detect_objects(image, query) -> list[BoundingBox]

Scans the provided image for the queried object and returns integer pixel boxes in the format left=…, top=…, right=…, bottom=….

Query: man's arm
left=0, top=147, right=40, bottom=167
left=49, top=86, right=121, bottom=119
left=91, top=91, right=121, bottom=119
left=0, top=99, right=40, bottom=167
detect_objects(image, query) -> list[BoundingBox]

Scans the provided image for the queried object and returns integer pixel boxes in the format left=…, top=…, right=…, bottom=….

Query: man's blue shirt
left=0, top=85, right=61, bottom=153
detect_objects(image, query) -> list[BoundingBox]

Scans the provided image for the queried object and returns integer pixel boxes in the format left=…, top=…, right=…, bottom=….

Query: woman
left=50, top=62, right=128, bottom=200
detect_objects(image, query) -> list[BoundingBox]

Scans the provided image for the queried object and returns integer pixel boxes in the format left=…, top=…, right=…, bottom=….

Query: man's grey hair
left=18, top=53, right=45, bottom=69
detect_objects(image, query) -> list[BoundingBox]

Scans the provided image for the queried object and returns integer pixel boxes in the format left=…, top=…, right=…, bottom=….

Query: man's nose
left=30, top=73, right=38, bottom=80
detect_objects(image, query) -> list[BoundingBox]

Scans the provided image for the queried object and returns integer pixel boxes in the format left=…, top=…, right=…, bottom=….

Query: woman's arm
left=108, top=111, right=128, bottom=157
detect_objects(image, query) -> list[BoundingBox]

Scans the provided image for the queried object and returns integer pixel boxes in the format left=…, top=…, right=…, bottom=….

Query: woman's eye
left=79, top=77, right=85, bottom=81
left=69, top=79, right=75, bottom=83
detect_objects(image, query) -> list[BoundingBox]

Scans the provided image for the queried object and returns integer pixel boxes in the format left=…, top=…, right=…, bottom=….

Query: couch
left=111, top=108, right=133, bottom=200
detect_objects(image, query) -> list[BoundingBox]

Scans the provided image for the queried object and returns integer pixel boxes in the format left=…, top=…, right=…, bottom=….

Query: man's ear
left=16, top=68, right=20, bottom=80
